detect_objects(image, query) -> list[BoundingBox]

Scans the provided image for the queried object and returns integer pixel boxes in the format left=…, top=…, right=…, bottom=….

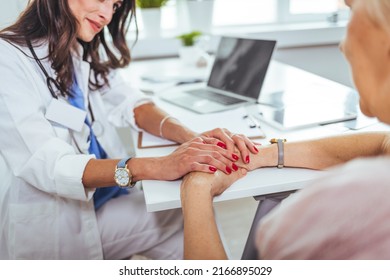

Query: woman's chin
left=359, top=102, right=375, bottom=118
left=76, top=32, right=96, bottom=43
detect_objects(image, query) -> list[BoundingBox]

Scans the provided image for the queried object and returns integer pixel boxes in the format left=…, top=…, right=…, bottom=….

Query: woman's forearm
left=181, top=175, right=228, bottom=260
left=134, top=103, right=197, bottom=144
left=252, top=132, right=390, bottom=170
left=82, top=156, right=171, bottom=188
left=82, top=158, right=119, bottom=188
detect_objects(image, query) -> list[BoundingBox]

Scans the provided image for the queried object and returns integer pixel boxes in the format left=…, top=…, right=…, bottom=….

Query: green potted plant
left=136, top=0, right=169, bottom=8
left=136, top=0, right=170, bottom=37
left=176, top=31, right=206, bottom=66
left=176, top=31, right=202, bottom=47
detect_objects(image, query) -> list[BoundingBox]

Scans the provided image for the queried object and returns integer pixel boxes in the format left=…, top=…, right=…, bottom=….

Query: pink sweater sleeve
left=256, top=157, right=390, bottom=260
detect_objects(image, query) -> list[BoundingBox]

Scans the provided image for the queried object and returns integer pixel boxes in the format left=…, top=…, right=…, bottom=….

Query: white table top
left=119, top=58, right=387, bottom=212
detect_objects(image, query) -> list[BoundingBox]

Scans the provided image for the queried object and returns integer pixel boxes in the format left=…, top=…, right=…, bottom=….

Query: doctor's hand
left=158, top=137, right=239, bottom=181
left=200, top=128, right=259, bottom=165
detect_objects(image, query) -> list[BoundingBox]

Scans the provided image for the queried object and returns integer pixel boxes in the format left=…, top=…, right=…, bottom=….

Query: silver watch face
left=114, top=168, right=130, bottom=187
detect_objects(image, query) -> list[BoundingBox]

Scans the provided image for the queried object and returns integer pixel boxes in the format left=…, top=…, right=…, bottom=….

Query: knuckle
left=187, top=147, right=197, bottom=153
left=194, top=136, right=203, bottom=143
left=205, top=155, right=213, bottom=164
left=211, top=151, right=220, bottom=158
left=182, top=154, right=191, bottom=162
left=189, top=162, right=197, bottom=171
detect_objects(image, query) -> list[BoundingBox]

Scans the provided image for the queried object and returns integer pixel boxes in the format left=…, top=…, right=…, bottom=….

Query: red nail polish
left=232, top=163, right=238, bottom=171
left=253, top=146, right=259, bottom=152
left=232, top=154, right=239, bottom=160
left=209, top=166, right=217, bottom=172
left=217, top=142, right=227, bottom=149
left=246, top=155, right=250, bottom=163
left=226, top=166, right=232, bottom=174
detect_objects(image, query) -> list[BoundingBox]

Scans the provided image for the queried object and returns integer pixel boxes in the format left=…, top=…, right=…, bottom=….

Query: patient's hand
left=181, top=167, right=247, bottom=198
left=231, top=149, right=259, bottom=172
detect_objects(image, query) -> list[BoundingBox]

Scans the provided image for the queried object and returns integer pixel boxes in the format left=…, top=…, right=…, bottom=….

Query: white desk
left=119, top=58, right=386, bottom=213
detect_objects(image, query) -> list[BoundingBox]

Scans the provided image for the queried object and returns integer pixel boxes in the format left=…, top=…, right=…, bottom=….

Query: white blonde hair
left=364, top=0, right=390, bottom=34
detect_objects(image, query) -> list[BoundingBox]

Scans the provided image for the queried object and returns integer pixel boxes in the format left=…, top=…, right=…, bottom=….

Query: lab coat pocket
left=9, top=201, right=57, bottom=259
left=52, top=123, right=90, bottom=154
left=52, top=124, right=71, bottom=142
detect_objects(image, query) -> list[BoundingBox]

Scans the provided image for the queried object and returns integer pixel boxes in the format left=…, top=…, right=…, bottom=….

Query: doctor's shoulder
left=0, top=38, right=35, bottom=67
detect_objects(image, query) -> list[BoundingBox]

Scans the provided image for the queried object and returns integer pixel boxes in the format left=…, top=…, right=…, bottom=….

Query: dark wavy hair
left=0, top=0, right=136, bottom=96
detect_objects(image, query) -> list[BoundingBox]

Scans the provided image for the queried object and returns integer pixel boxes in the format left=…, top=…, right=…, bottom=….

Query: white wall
left=0, top=0, right=28, bottom=29
left=0, top=1, right=352, bottom=89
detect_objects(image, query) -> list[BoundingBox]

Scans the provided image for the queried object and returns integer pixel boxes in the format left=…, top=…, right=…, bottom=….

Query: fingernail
left=232, top=154, right=239, bottom=161
left=253, top=146, right=259, bottom=152
left=246, top=155, right=250, bottom=163
left=226, top=166, right=232, bottom=174
left=209, top=166, right=217, bottom=172
left=217, top=142, right=227, bottom=149
left=232, top=163, right=238, bottom=171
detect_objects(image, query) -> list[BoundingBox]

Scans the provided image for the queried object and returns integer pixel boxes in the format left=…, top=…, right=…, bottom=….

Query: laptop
left=160, top=36, right=277, bottom=114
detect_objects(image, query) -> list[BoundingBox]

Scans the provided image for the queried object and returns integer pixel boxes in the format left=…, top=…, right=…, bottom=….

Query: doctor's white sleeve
left=100, top=69, right=153, bottom=131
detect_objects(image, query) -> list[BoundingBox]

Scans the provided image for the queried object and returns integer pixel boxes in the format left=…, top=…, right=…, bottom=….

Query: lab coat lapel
left=33, top=42, right=91, bottom=101
left=78, top=60, right=91, bottom=100
left=72, top=44, right=91, bottom=103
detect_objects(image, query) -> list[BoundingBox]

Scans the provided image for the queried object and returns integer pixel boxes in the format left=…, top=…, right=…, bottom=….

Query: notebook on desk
left=160, top=36, right=277, bottom=114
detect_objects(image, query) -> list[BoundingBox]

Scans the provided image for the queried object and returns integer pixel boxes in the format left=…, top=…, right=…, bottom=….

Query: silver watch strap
left=277, top=139, right=284, bottom=169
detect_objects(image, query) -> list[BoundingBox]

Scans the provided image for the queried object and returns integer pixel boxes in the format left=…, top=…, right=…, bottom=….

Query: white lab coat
left=0, top=39, right=151, bottom=259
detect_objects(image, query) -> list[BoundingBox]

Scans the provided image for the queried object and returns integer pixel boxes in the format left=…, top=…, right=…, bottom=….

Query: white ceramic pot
left=179, top=46, right=201, bottom=66
left=186, top=0, right=215, bottom=33
left=140, top=8, right=162, bottom=38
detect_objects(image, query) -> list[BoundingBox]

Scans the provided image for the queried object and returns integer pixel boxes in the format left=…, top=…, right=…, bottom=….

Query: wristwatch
left=114, top=157, right=136, bottom=188
left=269, top=138, right=287, bottom=169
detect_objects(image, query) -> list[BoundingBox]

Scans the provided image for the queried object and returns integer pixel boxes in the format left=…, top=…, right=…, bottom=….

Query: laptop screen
left=207, top=37, right=276, bottom=100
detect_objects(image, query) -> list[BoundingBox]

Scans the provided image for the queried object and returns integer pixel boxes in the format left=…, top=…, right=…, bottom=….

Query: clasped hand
left=159, top=128, right=258, bottom=181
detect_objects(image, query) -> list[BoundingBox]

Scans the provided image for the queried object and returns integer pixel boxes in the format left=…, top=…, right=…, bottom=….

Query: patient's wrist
left=253, top=145, right=278, bottom=169
left=181, top=172, right=214, bottom=193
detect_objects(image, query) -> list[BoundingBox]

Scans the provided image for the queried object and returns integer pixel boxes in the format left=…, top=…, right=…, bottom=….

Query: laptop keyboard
left=187, top=89, right=247, bottom=105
